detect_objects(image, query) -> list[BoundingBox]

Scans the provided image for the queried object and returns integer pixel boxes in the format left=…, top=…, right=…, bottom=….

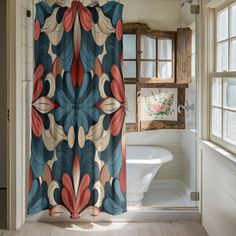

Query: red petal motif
left=116, top=19, right=123, bottom=41
left=52, top=57, right=62, bottom=78
left=34, top=64, right=44, bottom=84
left=62, top=173, right=75, bottom=201
left=75, top=188, right=90, bottom=215
left=77, top=57, right=84, bottom=87
left=75, top=174, right=90, bottom=212
left=34, top=20, right=40, bottom=41
left=63, top=2, right=77, bottom=32
left=72, top=56, right=84, bottom=87
left=111, top=78, right=125, bottom=104
left=119, top=162, right=126, bottom=193
left=61, top=188, right=75, bottom=216
left=29, top=166, right=33, bottom=191
left=110, top=107, right=125, bottom=136
left=33, top=79, right=43, bottom=102
left=78, top=2, right=92, bottom=32
left=93, top=58, right=103, bottom=77
left=32, top=107, right=44, bottom=137
left=111, top=65, right=125, bottom=103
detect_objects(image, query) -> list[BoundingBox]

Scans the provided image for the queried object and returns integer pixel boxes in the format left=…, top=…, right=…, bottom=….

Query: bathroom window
left=210, top=3, right=236, bottom=153
left=123, top=23, right=191, bottom=132
left=140, top=34, right=175, bottom=83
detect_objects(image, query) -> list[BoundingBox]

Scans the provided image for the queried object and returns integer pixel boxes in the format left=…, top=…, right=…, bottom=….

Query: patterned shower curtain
left=28, top=0, right=126, bottom=219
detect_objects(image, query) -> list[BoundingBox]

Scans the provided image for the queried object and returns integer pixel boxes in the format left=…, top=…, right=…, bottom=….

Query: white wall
left=201, top=142, right=236, bottom=236
left=0, top=0, right=7, bottom=188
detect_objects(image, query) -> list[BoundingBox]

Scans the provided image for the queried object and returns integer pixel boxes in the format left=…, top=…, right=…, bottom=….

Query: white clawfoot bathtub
left=126, top=145, right=173, bottom=206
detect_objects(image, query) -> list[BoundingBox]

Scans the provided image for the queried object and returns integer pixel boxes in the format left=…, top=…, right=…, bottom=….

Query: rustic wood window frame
left=123, top=23, right=188, bottom=132
left=139, top=30, right=176, bottom=84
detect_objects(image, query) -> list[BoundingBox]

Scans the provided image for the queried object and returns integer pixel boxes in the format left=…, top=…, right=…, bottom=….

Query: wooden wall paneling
left=176, top=28, right=192, bottom=84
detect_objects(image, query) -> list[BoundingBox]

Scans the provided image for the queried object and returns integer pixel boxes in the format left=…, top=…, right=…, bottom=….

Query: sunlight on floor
left=64, top=222, right=128, bottom=232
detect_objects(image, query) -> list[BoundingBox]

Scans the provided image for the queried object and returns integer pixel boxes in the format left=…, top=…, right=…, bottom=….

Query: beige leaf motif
left=80, top=206, right=100, bottom=217
left=45, top=73, right=56, bottom=98
left=78, top=126, right=86, bottom=149
left=99, top=97, right=121, bottom=115
left=86, top=115, right=111, bottom=152
left=91, top=8, right=115, bottom=46
left=68, top=126, right=75, bottom=149
left=93, top=181, right=105, bottom=208
left=41, top=8, right=64, bottom=45
left=42, top=114, right=67, bottom=151
left=48, top=180, right=60, bottom=207
left=99, top=73, right=109, bottom=99
left=33, top=97, right=55, bottom=114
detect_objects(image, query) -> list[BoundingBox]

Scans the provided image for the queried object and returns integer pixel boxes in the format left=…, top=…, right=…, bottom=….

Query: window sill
left=200, top=140, right=236, bottom=165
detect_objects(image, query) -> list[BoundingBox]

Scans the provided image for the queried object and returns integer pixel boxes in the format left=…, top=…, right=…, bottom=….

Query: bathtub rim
left=126, top=145, right=173, bottom=164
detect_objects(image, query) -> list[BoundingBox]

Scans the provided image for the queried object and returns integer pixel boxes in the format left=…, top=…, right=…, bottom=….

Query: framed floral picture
left=141, top=88, right=178, bottom=121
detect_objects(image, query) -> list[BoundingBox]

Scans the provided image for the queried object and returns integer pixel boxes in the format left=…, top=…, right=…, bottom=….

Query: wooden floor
left=0, top=222, right=208, bottom=236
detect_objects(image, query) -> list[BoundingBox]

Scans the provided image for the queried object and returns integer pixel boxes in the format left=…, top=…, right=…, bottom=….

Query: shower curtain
left=28, top=0, right=126, bottom=219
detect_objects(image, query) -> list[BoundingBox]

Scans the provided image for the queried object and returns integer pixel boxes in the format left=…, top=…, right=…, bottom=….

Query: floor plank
left=1, top=222, right=208, bottom=236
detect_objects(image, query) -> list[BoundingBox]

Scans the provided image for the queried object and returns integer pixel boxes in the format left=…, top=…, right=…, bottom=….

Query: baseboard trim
left=26, top=207, right=200, bottom=223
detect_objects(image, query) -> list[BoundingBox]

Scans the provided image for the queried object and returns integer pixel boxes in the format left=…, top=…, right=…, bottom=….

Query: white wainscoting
left=201, top=141, right=236, bottom=236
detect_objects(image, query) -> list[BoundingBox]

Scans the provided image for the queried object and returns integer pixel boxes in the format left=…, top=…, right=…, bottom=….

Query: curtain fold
left=28, top=0, right=126, bottom=219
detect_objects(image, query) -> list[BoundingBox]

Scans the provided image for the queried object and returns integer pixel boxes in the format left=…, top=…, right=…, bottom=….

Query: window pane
left=217, top=8, right=228, bottom=42
left=123, top=61, right=136, bottom=78
left=158, top=62, right=172, bottom=79
left=158, top=39, right=172, bottom=60
left=141, top=35, right=156, bottom=60
left=217, top=41, right=228, bottom=72
left=223, top=78, right=236, bottom=110
left=230, top=39, right=236, bottom=71
left=123, top=34, right=136, bottom=59
left=141, top=61, right=156, bottom=78
left=224, top=110, right=236, bottom=145
left=212, top=107, right=222, bottom=137
left=212, top=78, right=222, bottom=106
left=230, top=4, right=236, bottom=37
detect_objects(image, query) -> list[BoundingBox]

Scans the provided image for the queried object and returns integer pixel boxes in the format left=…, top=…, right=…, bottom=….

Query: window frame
left=139, top=31, right=176, bottom=83
left=210, top=1, right=236, bottom=155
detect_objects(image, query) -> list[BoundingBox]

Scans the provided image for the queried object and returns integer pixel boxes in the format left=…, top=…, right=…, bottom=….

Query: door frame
left=6, top=0, right=26, bottom=230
